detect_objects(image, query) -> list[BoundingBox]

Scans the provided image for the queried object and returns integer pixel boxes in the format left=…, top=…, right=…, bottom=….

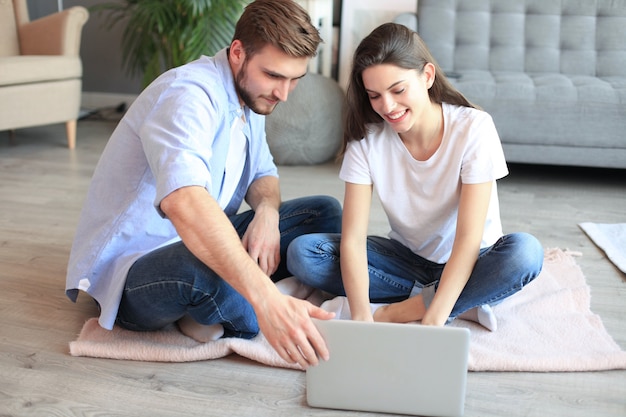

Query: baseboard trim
left=81, top=92, right=138, bottom=111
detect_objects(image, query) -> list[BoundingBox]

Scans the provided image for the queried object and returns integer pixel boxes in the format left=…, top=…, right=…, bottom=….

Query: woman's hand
left=419, top=308, right=448, bottom=327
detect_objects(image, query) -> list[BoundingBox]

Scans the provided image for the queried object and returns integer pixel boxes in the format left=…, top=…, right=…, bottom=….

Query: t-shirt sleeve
left=339, top=140, right=373, bottom=185
left=460, top=112, right=509, bottom=184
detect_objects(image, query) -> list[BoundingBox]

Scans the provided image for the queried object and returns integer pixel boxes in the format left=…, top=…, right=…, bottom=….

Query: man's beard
left=235, top=65, right=279, bottom=115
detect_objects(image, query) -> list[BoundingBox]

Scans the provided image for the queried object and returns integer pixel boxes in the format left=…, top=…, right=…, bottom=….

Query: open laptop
left=306, top=319, right=470, bottom=417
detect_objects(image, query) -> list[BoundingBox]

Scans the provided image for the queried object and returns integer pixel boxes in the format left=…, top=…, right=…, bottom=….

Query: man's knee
left=306, top=195, right=342, bottom=231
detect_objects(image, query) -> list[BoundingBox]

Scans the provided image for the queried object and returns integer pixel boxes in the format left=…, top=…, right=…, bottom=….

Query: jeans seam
left=279, top=209, right=322, bottom=237
left=368, top=267, right=412, bottom=292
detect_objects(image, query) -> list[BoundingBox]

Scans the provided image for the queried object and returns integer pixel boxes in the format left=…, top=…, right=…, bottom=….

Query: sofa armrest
left=18, top=6, right=89, bottom=56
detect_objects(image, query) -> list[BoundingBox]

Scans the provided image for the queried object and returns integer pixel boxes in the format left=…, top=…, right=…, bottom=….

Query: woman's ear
left=423, top=62, right=436, bottom=89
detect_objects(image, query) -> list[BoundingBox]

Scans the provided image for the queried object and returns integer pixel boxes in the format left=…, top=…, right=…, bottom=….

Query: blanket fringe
left=545, top=247, right=582, bottom=263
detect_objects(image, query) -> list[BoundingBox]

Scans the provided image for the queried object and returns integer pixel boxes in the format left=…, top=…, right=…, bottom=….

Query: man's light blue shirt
left=66, top=49, right=278, bottom=330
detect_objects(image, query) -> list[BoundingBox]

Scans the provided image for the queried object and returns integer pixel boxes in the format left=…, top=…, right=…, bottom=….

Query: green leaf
left=91, top=0, right=251, bottom=88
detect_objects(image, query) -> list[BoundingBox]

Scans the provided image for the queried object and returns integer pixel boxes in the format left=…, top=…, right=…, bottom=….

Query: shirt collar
left=214, top=48, right=250, bottom=123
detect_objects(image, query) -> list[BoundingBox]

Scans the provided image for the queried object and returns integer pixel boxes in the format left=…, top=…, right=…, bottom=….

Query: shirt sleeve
left=138, top=77, right=223, bottom=215
left=249, top=116, right=279, bottom=182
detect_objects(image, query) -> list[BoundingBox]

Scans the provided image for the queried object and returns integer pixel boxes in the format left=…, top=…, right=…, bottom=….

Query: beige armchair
left=0, top=0, right=88, bottom=149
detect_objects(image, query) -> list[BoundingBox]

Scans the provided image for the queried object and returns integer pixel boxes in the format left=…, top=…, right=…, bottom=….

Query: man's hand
left=243, top=176, right=282, bottom=276
left=241, top=203, right=281, bottom=276
left=162, top=186, right=332, bottom=367
left=255, top=291, right=335, bottom=369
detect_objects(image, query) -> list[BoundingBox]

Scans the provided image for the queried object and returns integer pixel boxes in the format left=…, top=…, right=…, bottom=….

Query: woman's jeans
left=287, top=232, right=544, bottom=323
left=116, top=195, right=342, bottom=339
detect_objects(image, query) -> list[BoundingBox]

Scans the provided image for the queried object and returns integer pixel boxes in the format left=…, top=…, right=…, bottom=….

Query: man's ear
left=229, top=39, right=246, bottom=67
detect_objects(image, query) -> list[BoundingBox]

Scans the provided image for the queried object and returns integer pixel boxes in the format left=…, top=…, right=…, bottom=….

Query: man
left=66, top=0, right=342, bottom=369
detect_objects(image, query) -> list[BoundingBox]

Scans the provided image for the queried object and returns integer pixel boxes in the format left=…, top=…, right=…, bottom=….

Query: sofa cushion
left=419, top=0, right=626, bottom=78
left=0, top=55, right=82, bottom=86
left=452, top=71, right=626, bottom=104
left=450, top=70, right=626, bottom=148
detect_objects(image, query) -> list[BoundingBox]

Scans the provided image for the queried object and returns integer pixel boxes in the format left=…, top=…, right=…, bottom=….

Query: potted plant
left=94, top=0, right=251, bottom=88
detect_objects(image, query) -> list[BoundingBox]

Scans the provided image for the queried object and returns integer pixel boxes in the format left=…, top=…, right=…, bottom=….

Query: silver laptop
left=306, top=319, right=470, bottom=417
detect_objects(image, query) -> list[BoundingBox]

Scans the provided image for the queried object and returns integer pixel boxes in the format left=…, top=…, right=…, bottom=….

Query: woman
left=287, top=23, right=543, bottom=331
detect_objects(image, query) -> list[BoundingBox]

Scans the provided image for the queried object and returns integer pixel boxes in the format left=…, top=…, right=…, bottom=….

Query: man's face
left=231, top=42, right=309, bottom=115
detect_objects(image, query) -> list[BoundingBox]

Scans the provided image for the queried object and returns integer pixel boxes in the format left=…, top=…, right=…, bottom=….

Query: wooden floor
left=1, top=120, right=625, bottom=417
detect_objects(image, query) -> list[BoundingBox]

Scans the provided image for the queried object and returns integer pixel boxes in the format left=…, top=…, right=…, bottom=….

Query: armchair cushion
left=0, top=56, right=81, bottom=86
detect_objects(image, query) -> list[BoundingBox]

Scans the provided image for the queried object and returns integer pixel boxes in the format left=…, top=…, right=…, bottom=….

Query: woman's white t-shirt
left=339, top=103, right=509, bottom=264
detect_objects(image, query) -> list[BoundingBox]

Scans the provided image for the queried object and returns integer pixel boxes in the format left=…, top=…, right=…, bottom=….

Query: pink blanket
left=69, top=248, right=626, bottom=372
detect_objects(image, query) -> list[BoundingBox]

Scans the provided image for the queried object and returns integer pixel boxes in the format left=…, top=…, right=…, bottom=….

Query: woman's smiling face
left=361, top=63, right=434, bottom=135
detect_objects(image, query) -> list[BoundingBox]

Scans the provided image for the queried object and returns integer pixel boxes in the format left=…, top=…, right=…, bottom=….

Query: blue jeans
left=287, top=232, right=543, bottom=322
left=116, top=195, right=342, bottom=338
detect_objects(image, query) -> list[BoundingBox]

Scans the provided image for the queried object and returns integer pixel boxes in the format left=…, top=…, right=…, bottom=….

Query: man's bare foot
left=177, top=315, right=225, bottom=342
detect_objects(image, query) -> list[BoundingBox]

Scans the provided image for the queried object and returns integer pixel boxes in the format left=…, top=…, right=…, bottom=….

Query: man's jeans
left=287, top=232, right=544, bottom=322
left=116, top=195, right=342, bottom=338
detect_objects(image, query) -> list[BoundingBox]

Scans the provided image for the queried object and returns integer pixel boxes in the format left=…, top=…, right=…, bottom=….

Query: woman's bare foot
left=373, top=296, right=426, bottom=323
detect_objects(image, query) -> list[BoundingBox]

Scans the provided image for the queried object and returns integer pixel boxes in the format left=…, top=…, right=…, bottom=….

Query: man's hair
left=233, top=0, right=322, bottom=59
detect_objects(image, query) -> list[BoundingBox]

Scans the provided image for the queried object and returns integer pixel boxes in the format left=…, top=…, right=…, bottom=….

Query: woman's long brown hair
left=341, top=22, right=476, bottom=156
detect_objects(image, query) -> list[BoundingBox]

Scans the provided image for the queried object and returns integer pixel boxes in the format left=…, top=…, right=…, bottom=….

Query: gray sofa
left=409, top=0, right=626, bottom=169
